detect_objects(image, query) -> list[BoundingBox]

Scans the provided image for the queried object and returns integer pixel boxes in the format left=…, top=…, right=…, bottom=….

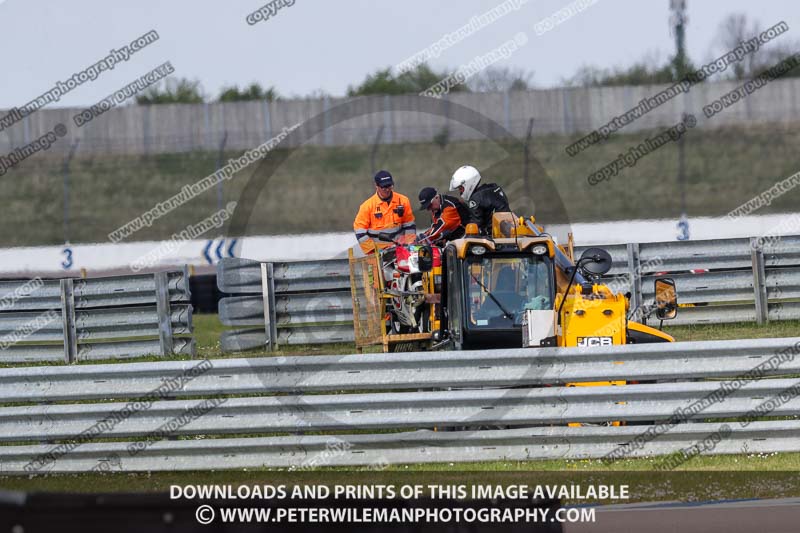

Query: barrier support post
left=260, top=262, right=277, bottom=351
left=155, top=272, right=174, bottom=356
left=627, top=243, right=643, bottom=323
left=751, top=237, right=768, bottom=325
left=60, top=278, right=78, bottom=363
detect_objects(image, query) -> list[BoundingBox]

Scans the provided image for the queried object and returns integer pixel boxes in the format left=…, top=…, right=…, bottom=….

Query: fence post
left=203, top=102, right=211, bottom=151
left=23, top=113, right=30, bottom=146
left=626, top=243, right=643, bottom=321
left=155, top=272, right=174, bottom=356
left=383, top=95, right=393, bottom=144
left=262, top=99, right=273, bottom=140
left=369, top=125, right=385, bottom=174
left=323, top=95, right=332, bottom=146
left=62, top=139, right=80, bottom=246
left=59, top=278, right=77, bottom=363
left=215, top=132, right=228, bottom=213
left=751, top=237, right=768, bottom=325
left=260, top=262, right=277, bottom=351
left=503, top=90, right=511, bottom=133
left=523, top=118, right=535, bottom=210
left=142, top=106, right=150, bottom=155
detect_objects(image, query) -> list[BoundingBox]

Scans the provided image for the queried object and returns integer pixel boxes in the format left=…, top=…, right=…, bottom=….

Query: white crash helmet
left=450, top=165, right=482, bottom=201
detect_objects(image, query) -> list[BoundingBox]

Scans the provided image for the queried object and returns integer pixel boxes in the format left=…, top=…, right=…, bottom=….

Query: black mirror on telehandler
left=577, top=248, right=613, bottom=278
left=417, top=245, right=434, bottom=273
left=655, top=278, right=678, bottom=320
left=556, top=247, right=614, bottom=325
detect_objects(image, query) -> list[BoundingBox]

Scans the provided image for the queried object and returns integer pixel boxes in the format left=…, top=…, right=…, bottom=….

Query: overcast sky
left=1, top=0, right=798, bottom=108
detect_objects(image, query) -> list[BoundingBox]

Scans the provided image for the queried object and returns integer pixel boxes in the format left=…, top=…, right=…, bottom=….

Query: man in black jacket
left=417, top=186, right=470, bottom=244
left=449, top=165, right=510, bottom=234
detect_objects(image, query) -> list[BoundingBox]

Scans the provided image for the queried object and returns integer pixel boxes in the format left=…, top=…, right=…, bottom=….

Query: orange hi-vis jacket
left=423, top=194, right=468, bottom=243
left=353, top=192, right=416, bottom=253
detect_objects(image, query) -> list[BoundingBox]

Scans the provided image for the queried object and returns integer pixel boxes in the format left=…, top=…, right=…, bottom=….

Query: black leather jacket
left=468, top=183, right=510, bottom=233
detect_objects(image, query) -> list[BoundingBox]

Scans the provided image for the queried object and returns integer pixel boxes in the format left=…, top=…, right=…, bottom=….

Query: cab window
left=465, top=255, right=553, bottom=328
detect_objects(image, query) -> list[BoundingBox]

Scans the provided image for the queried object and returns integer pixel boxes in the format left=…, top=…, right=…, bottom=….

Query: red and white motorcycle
left=381, top=242, right=439, bottom=334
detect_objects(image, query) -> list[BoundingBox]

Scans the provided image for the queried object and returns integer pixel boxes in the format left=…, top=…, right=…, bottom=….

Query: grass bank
left=5, top=122, right=800, bottom=246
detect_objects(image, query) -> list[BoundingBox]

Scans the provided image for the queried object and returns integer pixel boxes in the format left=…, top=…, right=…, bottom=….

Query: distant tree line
left=136, top=79, right=280, bottom=104
left=136, top=13, right=799, bottom=104
left=564, top=13, right=800, bottom=87
left=135, top=64, right=534, bottom=104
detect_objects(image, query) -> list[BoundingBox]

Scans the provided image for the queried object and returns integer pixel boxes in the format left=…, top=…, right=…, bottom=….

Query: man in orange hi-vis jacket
left=353, top=170, right=416, bottom=254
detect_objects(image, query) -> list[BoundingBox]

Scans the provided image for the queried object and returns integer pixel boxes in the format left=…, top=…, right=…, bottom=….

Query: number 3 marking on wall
left=61, top=247, right=73, bottom=269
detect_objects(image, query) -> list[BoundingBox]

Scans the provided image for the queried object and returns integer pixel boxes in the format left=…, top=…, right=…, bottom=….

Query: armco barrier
left=0, top=269, right=195, bottom=363
left=217, top=257, right=353, bottom=351
left=2, top=421, right=797, bottom=472
left=608, top=236, right=800, bottom=326
left=218, top=234, right=800, bottom=353
left=1, top=337, right=799, bottom=472
left=1, top=337, right=795, bottom=400
left=5, top=379, right=800, bottom=441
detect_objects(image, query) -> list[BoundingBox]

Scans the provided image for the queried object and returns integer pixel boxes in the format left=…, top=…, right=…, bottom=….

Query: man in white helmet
left=449, top=165, right=510, bottom=234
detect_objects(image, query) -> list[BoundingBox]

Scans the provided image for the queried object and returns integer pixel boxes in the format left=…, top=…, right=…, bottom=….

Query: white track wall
left=1, top=213, right=798, bottom=277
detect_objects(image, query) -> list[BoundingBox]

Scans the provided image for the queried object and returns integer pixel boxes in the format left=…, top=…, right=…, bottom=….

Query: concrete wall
left=3, top=77, right=800, bottom=156
left=4, top=213, right=799, bottom=277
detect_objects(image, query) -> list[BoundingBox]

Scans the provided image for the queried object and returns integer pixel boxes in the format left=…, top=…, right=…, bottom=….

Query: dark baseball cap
left=373, top=170, right=394, bottom=188
left=419, top=187, right=438, bottom=209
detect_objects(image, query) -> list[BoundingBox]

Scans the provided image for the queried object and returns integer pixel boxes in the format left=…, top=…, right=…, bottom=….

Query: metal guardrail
left=218, top=257, right=352, bottom=351
left=0, top=270, right=195, bottom=363
left=5, top=378, right=800, bottom=442
left=220, top=326, right=354, bottom=352
left=2, top=337, right=797, bottom=401
left=0, top=271, right=191, bottom=310
left=1, top=338, right=798, bottom=472
left=0, top=339, right=196, bottom=364
left=575, top=235, right=800, bottom=324
left=217, top=258, right=350, bottom=294
left=1, top=421, right=797, bottom=472
left=219, top=293, right=352, bottom=326
left=0, top=305, right=192, bottom=341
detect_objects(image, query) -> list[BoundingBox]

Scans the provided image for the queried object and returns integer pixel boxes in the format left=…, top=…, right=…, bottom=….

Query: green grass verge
left=663, top=319, right=800, bottom=342
left=2, top=455, right=799, bottom=501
